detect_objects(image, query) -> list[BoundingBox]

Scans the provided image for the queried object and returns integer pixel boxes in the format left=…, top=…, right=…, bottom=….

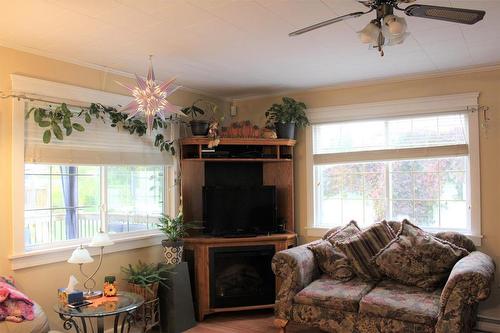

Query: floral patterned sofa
left=271, top=222, right=495, bottom=333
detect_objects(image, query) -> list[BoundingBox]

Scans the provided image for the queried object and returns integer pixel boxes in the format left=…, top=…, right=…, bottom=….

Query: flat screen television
left=202, top=186, right=278, bottom=236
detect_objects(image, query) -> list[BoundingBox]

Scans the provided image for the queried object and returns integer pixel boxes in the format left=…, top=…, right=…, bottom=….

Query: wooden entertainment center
left=179, top=137, right=297, bottom=321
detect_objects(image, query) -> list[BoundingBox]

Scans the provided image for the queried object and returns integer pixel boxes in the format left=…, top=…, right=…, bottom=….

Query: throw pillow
left=325, top=220, right=361, bottom=245
left=322, top=226, right=341, bottom=240
left=335, top=221, right=396, bottom=281
left=373, top=220, right=469, bottom=290
left=434, top=231, right=476, bottom=252
left=308, top=240, right=355, bottom=281
left=386, top=220, right=402, bottom=234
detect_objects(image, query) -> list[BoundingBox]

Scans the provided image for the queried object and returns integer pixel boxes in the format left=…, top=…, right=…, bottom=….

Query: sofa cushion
left=0, top=303, right=49, bottom=333
left=308, top=240, right=355, bottom=281
left=359, top=280, right=442, bottom=325
left=294, top=276, right=376, bottom=312
left=336, top=221, right=396, bottom=280
left=434, top=231, right=476, bottom=252
left=373, top=220, right=469, bottom=290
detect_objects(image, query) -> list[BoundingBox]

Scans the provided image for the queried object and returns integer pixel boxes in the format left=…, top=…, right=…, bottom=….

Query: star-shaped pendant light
left=117, top=56, right=184, bottom=133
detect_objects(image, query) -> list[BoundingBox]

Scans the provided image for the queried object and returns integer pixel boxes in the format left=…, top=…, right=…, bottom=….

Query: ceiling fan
left=289, top=0, right=485, bottom=56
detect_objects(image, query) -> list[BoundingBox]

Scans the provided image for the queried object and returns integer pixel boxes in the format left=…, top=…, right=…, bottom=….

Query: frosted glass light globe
left=384, top=15, right=407, bottom=36
left=358, top=22, right=380, bottom=44
left=68, top=246, right=94, bottom=264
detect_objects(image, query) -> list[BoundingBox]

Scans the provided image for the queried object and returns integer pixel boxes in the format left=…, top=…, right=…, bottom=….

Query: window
left=10, top=75, right=178, bottom=269
left=24, top=164, right=165, bottom=250
left=311, top=111, right=478, bottom=234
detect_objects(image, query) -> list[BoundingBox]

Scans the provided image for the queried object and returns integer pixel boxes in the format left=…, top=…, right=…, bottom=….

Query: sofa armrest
left=271, top=244, right=319, bottom=320
left=436, top=251, right=495, bottom=333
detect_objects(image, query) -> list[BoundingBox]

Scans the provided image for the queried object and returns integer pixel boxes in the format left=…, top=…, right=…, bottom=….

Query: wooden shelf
left=184, top=232, right=297, bottom=244
left=180, top=137, right=296, bottom=146
left=182, top=158, right=292, bottom=162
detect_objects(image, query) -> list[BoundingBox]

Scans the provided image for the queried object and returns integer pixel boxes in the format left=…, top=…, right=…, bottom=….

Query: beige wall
left=0, top=46, right=227, bottom=330
left=233, top=68, right=500, bottom=278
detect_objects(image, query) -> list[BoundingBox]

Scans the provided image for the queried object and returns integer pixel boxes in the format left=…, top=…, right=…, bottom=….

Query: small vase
left=161, top=240, right=184, bottom=265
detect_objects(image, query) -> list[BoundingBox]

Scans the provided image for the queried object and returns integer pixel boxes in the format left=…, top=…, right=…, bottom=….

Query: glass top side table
left=54, top=292, right=144, bottom=333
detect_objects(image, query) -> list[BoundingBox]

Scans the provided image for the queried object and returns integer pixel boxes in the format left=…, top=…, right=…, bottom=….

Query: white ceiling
left=1, top=0, right=499, bottom=99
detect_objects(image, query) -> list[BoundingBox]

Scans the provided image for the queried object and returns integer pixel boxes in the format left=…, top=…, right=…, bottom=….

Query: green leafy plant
left=181, top=99, right=218, bottom=121
left=121, top=260, right=171, bottom=289
left=156, top=213, right=189, bottom=242
left=26, top=102, right=177, bottom=155
left=265, top=96, right=310, bottom=128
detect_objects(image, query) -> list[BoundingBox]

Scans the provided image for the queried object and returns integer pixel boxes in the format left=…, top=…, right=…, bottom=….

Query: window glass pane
left=315, top=162, right=387, bottom=228
left=24, top=164, right=101, bottom=249
left=78, top=175, right=100, bottom=207
left=107, top=166, right=164, bottom=233
left=314, top=157, right=468, bottom=230
left=25, top=174, right=50, bottom=210
left=314, top=114, right=467, bottom=154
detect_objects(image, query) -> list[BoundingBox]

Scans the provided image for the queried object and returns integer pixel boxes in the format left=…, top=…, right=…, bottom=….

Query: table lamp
left=67, top=231, right=114, bottom=299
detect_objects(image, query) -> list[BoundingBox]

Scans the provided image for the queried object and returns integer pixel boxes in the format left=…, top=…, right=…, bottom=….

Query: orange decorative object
left=88, top=296, right=118, bottom=308
left=103, top=282, right=117, bottom=297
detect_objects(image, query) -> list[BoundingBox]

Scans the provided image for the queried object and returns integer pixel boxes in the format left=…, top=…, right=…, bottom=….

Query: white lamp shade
left=68, top=246, right=94, bottom=264
left=384, top=15, right=407, bottom=36
left=89, top=231, right=114, bottom=247
left=358, top=22, right=380, bottom=44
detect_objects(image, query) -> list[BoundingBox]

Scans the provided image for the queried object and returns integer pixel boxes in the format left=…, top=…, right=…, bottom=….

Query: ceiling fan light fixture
left=358, top=21, right=380, bottom=44
left=383, top=15, right=407, bottom=36
left=385, top=32, right=410, bottom=46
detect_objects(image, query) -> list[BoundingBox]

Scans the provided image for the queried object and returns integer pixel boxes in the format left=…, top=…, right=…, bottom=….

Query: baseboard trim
left=476, top=320, right=500, bottom=332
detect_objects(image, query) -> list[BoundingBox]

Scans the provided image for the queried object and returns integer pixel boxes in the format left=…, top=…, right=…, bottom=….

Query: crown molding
left=232, top=63, right=500, bottom=102
left=0, top=41, right=225, bottom=101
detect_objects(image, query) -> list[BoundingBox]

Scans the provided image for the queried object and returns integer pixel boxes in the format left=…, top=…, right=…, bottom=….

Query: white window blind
left=24, top=101, right=174, bottom=165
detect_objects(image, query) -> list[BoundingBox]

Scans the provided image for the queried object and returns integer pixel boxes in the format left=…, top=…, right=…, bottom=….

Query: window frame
left=10, top=75, right=178, bottom=269
left=304, top=93, right=481, bottom=245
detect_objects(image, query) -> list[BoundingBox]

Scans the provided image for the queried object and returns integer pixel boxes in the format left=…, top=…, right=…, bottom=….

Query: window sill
left=9, top=231, right=165, bottom=270
left=304, top=227, right=483, bottom=247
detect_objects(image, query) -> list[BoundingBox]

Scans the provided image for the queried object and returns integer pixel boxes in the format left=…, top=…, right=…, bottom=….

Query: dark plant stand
left=158, top=262, right=196, bottom=333
left=134, top=297, right=160, bottom=332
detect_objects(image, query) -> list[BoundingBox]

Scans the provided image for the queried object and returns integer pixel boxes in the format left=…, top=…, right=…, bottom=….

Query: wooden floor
left=183, top=310, right=321, bottom=333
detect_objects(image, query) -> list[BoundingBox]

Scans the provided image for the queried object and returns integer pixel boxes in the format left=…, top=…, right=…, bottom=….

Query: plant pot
left=275, top=122, right=295, bottom=139
left=128, top=281, right=159, bottom=301
left=189, top=120, right=209, bottom=136
left=161, top=240, right=184, bottom=265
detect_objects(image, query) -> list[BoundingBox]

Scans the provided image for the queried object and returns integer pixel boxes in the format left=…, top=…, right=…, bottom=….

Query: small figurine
left=103, top=276, right=117, bottom=297
left=208, top=121, right=220, bottom=148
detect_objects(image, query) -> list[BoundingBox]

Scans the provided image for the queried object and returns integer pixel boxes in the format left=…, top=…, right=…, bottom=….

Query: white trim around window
left=9, top=75, right=178, bottom=270
left=305, top=92, right=482, bottom=246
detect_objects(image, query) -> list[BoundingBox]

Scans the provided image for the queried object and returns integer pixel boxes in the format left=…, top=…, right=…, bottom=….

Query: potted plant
left=265, top=96, right=310, bottom=139
left=121, top=261, right=171, bottom=301
left=181, top=99, right=218, bottom=136
left=157, top=212, right=189, bottom=265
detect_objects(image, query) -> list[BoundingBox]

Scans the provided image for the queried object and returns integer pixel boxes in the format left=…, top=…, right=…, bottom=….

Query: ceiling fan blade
left=289, top=12, right=366, bottom=37
left=404, top=4, right=485, bottom=25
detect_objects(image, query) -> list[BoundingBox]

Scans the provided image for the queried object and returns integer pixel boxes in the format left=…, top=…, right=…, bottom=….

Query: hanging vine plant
left=25, top=102, right=178, bottom=155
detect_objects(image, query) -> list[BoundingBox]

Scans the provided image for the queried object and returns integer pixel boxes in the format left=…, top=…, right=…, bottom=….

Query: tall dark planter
left=275, top=122, right=295, bottom=139
left=190, top=120, right=209, bottom=136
